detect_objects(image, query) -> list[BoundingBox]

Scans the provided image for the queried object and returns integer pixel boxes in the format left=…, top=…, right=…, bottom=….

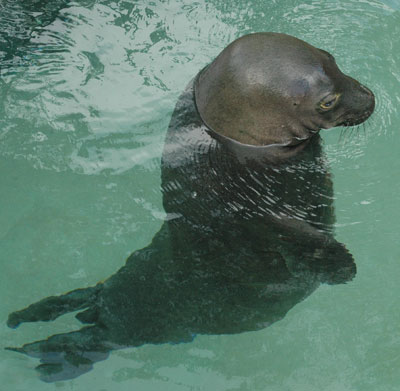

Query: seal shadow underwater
left=6, top=33, right=375, bottom=382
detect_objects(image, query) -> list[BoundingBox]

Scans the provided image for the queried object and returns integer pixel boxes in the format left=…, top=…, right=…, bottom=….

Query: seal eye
left=320, top=94, right=340, bottom=110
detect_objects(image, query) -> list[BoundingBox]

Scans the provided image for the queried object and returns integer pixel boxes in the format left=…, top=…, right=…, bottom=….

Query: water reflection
left=7, top=80, right=356, bottom=382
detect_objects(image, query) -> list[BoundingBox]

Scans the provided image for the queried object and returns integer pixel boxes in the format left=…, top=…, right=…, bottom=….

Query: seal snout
left=359, top=83, right=374, bottom=97
left=337, top=78, right=375, bottom=127
left=359, top=83, right=376, bottom=121
left=360, top=83, right=375, bottom=113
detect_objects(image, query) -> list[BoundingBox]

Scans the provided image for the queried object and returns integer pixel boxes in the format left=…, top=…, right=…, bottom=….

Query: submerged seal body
left=6, top=33, right=374, bottom=382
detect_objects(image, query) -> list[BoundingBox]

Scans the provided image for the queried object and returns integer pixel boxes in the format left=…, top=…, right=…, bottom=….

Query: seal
left=6, top=33, right=374, bottom=382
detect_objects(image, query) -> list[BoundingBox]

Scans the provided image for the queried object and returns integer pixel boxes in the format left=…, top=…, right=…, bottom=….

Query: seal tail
left=7, top=284, right=102, bottom=329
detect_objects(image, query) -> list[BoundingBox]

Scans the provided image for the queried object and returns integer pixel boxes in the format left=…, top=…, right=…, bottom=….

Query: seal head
left=195, top=32, right=375, bottom=147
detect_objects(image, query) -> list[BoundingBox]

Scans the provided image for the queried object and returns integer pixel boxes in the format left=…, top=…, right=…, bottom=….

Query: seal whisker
left=347, top=125, right=356, bottom=143
left=350, top=126, right=357, bottom=140
left=339, top=127, right=346, bottom=145
left=355, top=125, right=361, bottom=141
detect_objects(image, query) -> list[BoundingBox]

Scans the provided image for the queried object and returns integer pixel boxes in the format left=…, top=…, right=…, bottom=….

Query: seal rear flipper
left=7, top=284, right=102, bottom=329
left=6, top=325, right=110, bottom=382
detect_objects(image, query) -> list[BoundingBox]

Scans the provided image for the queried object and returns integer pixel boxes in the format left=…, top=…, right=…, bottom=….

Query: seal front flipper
left=288, top=235, right=357, bottom=285
left=275, top=217, right=356, bottom=285
left=7, top=284, right=101, bottom=329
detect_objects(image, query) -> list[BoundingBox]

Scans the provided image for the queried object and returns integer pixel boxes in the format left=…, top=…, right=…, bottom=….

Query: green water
left=1, top=0, right=400, bottom=389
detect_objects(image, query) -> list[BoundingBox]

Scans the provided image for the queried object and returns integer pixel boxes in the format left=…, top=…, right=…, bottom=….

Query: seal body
left=6, top=33, right=374, bottom=382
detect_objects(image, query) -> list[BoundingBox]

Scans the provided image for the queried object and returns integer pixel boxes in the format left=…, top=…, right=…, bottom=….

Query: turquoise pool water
left=1, top=0, right=400, bottom=389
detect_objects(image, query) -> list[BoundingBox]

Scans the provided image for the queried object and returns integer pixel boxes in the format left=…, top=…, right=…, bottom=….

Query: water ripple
left=0, top=0, right=238, bottom=173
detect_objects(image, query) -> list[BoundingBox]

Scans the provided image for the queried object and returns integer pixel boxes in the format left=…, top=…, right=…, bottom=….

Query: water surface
left=1, top=0, right=400, bottom=389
